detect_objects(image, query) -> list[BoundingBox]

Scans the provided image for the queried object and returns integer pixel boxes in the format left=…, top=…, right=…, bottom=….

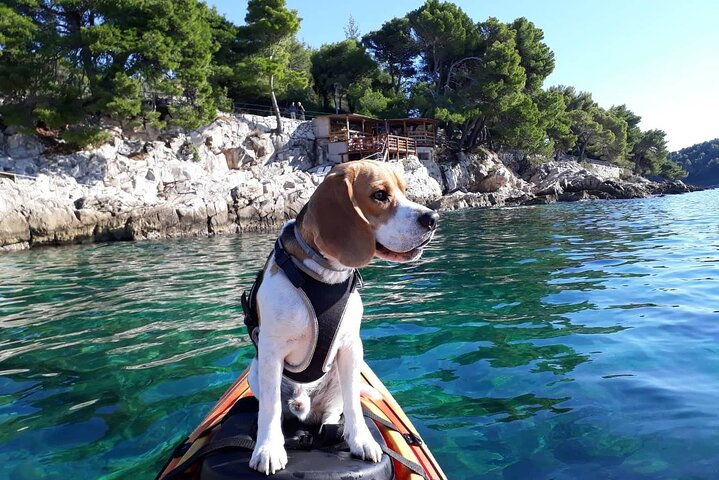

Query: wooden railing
left=329, top=127, right=350, bottom=142
left=345, top=134, right=417, bottom=155
left=329, top=128, right=433, bottom=147
left=339, top=133, right=417, bottom=161
left=386, top=134, right=416, bottom=155
left=347, top=135, right=383, bottom=153
left=405, top=130, right=435, bottom=147
left=329, top=127, right=379, bottom=143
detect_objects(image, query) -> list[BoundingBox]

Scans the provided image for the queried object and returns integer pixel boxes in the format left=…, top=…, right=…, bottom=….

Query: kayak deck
left=157, top=361, right=446, bottom=480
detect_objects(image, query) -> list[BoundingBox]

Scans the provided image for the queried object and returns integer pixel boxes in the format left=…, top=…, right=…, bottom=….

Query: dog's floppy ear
left=303, top=168, right=375, bottom=268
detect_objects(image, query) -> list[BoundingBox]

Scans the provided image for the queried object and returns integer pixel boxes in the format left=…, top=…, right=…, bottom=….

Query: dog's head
left=299, top=160, right=439, bottom=268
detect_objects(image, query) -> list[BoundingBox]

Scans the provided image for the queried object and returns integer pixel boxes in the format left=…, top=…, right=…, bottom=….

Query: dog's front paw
left=249, top=440, right=288, bottom=475
left=347, top=430, right=383, bottom=463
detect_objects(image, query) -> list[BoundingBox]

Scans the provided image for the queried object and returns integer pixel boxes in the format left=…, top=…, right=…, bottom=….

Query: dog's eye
left=372, top=190, right=389, bottom=202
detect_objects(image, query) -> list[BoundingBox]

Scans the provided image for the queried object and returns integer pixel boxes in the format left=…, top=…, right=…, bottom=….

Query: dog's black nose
left=418, top=211, right=439, bottom=231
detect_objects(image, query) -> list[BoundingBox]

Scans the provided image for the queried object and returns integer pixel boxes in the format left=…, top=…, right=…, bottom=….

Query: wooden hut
left=386, top=118, right=437, bottom=161
left=312, top=114, right=436, bottom=163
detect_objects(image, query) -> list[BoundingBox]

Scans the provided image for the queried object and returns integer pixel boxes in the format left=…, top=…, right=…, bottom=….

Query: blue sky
left=209, top=0, right=719, bottom=150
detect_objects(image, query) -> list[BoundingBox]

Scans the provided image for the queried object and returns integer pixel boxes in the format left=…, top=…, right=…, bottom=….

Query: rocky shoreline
left=0, top=114, right=697, bottom=252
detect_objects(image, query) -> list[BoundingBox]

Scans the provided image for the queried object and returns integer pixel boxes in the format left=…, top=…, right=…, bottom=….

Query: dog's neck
left=281, top=221, right=353, bottom=285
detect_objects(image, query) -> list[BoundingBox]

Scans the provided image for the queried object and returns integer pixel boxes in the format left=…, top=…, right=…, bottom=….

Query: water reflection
left=1, top=190, right=719, bottom=479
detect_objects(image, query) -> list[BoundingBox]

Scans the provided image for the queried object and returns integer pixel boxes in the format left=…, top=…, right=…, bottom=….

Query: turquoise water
left=1, top=189, right=718, bottom=479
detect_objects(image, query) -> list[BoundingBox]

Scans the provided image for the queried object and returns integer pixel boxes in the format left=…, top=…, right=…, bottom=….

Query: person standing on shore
left=289, top=102, right=297, bottom=119
left=298, top=102, right=305, bottom=120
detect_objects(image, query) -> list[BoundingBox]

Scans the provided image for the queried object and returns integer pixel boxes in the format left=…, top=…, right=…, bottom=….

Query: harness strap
left=361, top=408, right=428, bottom=478
left=273, top=236, right=306, bottom=288
left=362, top=407, right=424, bottom=446
left=243, top=223, right=363, bottom=384
left=380, top=445, right=429, bottom=480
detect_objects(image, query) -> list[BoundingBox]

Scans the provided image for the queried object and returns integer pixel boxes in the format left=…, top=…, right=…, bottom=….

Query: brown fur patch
left=297, top=160, right=405, bottom=267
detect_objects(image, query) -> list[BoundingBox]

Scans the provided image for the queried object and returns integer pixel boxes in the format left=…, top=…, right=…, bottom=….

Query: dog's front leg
left=337, top=339, right=383, bottom=462
left=249, top=346, right=287, bottom=474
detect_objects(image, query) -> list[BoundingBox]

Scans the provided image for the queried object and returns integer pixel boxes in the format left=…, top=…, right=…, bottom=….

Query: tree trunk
left=578, top=140, right=587, bottom=160
left=468, top=118, right=485, bottom=150
left=270, top=74, right=283, bottom=135
left=65, top=8, right=97, bottom=96
left=459, top=118, right=475, bottom=150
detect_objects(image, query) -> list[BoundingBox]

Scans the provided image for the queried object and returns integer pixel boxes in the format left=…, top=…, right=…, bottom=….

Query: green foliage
left=609, top=104, right=642, bottom=152
left=0, top=0, right=684, bottom=177
left=566, top=108, right=613, bottom=160
left=0, top=0, right=224, bottom=134
left=0, top=103, right=33, bottom=128
left=362, top=17, right=418, bottom=94
left=407, top=0, right=480, bottom=97
left=631, top=129, right=670, bottom=176
left=1, top=0, right=312, bottom=136
left=434, top=107, right=468, bottom=125
left=343, top=14, right=360, bottom=40
left=670, top=139, right=719, bottom=185
left=552, top=86, right=629, bottom=165
left=593, top=109, right=629, bottom=166
left=33, top=96, right=85, bottom=130
left=381, top=5, right=561, bottom=154
left=491, top=93, right=546, bottom=153
left=553, top=85, right=595, bottom=112
left=431, top=17, right=530, bottom=149
left=534, top=89, right=575, bottom=155
left=60, top=127, right=111, bottom=150
left=142, top=111, right=167, bottom=131
left=351, top=87, right=389, bottom=117
left=243, top=0, right=300, bottom=47
left=234, top=0, right=306, bottom=128
left=179, top=139, right=201, bottom=163
left=311, top=40, right=377, bottom=111
left=510, top=17, right=555, bottom=92
left=279, top=38, right=314, bottom=102
left=0, top=4, right=35, bottom=56
left=659, top=159, right=688, bottom=180
left=102, top=73, right=142, bottom=120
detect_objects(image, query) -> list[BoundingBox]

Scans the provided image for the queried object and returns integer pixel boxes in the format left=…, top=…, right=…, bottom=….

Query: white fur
left=248, top=190, right=435, bottom=474
left=376, top=193, right=435, bottom=254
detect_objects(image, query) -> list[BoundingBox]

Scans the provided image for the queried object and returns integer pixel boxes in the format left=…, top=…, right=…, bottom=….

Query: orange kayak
left=157, top=361, right=447, bottom=480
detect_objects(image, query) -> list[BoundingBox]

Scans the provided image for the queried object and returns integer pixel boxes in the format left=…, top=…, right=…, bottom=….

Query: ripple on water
left=1, top=190, right=719, bottom=479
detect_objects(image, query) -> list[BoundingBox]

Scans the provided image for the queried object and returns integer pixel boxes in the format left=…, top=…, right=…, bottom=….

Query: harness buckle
left=297, top=432, right=314, bottom=449
left=402, top=432, right=423, bottom=446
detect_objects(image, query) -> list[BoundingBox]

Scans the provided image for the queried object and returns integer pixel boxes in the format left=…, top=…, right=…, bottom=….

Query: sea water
left=1, top=189, right=718, bottom=479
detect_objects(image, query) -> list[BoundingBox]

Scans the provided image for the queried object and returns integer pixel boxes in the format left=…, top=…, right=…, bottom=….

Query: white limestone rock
left=3, top=132, right=44, bottom=159
left=439, top=150, right=532, bottom=196
left=389, top=156, right=443, bottom=204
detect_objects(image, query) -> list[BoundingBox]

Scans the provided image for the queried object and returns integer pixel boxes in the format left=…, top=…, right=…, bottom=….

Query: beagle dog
left=245, top=160, right=438, bottom=475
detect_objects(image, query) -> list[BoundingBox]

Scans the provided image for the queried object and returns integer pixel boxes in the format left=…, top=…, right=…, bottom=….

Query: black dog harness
left=241, top=222, right=362, bottom=384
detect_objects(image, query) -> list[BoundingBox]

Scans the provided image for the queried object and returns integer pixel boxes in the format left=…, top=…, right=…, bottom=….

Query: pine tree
left=344, top=14, right=360, bottom=40
left=237, top=0, right=303, bottom=133
left=0, top=0, right=224, bottom=132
